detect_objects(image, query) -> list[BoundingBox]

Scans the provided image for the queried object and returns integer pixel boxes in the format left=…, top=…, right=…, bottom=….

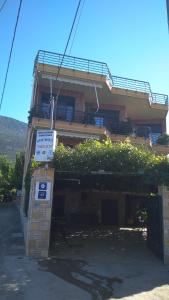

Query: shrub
left=157, top=133, right=169, bottom=146
left=53, top=139, right=169, bottom=186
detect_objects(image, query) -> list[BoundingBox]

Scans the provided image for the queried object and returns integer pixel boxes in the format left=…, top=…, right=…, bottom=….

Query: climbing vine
left=53, top=139, right=169, bottom=186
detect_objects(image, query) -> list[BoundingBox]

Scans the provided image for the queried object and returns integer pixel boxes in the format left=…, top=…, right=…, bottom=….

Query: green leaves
left=157, top=133, right=169, bottom=145
left=0, top=155, right=13, bottom=197
left=53, top=139, right=169, bottom=185
left=12, top=151, right=25, bottom=190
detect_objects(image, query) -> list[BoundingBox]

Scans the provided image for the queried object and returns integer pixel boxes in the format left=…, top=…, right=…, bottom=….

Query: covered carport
left=49, top=171, right=163, bottom=261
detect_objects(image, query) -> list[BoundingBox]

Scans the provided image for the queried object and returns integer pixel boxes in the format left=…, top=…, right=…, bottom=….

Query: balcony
left=29, top=105, right=163, bottom=146
left=29, top=104, right=169, bottom=154
left=34, top=50, right=168, bottom=106
left=29, top=105, right=120, bottom=133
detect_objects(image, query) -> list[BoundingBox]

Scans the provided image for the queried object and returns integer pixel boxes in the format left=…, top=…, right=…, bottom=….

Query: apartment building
left=23, top=50, right=169, bottom=259
left=26, top=50, right=168, bottom=166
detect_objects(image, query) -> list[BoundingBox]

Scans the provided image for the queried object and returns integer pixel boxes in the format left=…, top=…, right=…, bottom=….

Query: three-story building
left=23, top=50, right=169, bottom=258
left=26, top=50, right=168, bottom=171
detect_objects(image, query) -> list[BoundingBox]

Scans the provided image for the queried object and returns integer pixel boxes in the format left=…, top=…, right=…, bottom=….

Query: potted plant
left=157, top=133, right=169, bottom=146
left=119, top=118, right=133, bottom=136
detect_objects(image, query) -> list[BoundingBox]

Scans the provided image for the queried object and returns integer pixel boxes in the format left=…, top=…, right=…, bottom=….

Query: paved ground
left=0, top=203, right=169, bottom=300
left=0, top=203, right=90, bottom=300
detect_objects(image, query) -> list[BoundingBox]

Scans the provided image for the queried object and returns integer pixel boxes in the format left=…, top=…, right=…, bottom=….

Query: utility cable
left=55, top=0, right=86, bottom=103
left=52, top=0, right=84, bottom=129
left=68, top=0, right=100, bottom=114
left=55, top=0, right=83, bottom=81
left=68, top=0, right=86, bottom=54
left=0, top=0, right=7, bottom=13
left=0, top=0, right=23, bottom=109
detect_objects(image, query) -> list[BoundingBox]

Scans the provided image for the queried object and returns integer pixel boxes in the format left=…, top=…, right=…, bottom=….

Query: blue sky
left=0, top=0, right=168, bottom=123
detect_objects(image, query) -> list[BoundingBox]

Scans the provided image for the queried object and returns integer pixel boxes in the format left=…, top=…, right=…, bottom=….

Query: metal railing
left=151, top=93, right=168, bottom=105
left=34, top=50, right=111, bottom=78
left=28, top=106, right=119, bottom=133
left=29, top=106, right=157, bottom=143
left=34, top=50, right=168, bottom=105
left=112, top=75, right=151, bottom=94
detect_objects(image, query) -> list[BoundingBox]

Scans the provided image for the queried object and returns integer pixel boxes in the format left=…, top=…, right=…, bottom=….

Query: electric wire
left=0, top=0, right=23, bottom=109
left=55, top=0, right=83, bottom=81
left=68, top=0, right=86, bottom=54
left=0, top=0, right=7, bottom=13
left=52, top=0, right=85, bottom=129
left=55, top=0, right=86, bottom=101
left=62, top=0, right=100, bottom=114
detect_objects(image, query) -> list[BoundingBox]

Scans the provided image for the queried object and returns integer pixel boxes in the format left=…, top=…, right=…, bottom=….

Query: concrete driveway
left=46, top=226, right=169, bottom=299
left=0, top=203, right=90, bottom=300
left=0, top=203, right=169, bottom=300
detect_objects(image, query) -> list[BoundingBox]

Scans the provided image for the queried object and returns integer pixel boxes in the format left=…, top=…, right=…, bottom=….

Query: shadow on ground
left=39, top=226, right=169, bottom=300
left=39, top=257, right=122, bottom=299
left=0, top=203, right=169, bottom=300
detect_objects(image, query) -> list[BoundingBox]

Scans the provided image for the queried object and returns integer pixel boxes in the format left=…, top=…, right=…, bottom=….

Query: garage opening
left=49, top=173, right=163, bottom=261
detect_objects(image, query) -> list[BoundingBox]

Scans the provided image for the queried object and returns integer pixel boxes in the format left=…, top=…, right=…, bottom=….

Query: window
left=93, top=109, right=120, bottom=132
left=57, top=96, right=75, bottom=122
left=94, top=116, right=104, bottom=127
left=41, top=93, right=51, bottom=118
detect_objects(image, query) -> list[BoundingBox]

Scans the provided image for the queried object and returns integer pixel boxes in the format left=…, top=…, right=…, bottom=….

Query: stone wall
left=26, top=167, right=54, bottom=257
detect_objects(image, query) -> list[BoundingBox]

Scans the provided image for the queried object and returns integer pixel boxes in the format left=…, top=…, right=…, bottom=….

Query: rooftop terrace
left=34, top=50, right=168, bottom=106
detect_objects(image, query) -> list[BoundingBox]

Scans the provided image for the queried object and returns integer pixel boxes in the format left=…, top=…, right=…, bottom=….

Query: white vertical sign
left=35, top=130, right=57, bottom=162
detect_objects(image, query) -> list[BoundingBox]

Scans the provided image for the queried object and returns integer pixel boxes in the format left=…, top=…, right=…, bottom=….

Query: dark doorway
left=52, top=195, right=65, bottom=218
left=147, top=196, right=164, bottom=260
left=101, top=199, right=118, bottom=225
left=125, top=195, right=147, bottom=227
left=125, top=194, right=164, bottom=261
left=50, top=195, right=66, bottom=248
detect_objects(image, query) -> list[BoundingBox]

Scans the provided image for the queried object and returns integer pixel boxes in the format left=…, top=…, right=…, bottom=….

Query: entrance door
left=147, top=196, right=163, bottom=260
left=101, top=199, right=118, bottom=225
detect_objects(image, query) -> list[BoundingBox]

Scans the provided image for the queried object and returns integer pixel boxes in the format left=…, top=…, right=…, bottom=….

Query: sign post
left=35, top=181, right=51, bottom=201
left=35, top=130, right=57, bottom=162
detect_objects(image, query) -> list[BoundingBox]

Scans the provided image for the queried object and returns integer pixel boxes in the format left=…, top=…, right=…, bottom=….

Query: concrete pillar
left=26, top=167, right=54, bottom=257
left=159, top=186, right=169, bottom=264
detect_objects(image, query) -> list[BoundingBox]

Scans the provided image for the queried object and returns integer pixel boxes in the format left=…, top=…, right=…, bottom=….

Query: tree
left=0, top=155, right=13, bottom=200
left=12, top=151, right=25, bottom=190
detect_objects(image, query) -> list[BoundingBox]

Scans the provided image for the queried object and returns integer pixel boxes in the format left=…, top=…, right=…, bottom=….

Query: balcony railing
left=34, top=50, right=168, bottom=106
left=112, top=75, right=150, bottom=94
left=34, top=50, right=111, bottom=78
left=151, top=93, right=168, bottom=105
left=29, top=105, right=119, bottom=133
left=29, top=105, right=161, bottom=145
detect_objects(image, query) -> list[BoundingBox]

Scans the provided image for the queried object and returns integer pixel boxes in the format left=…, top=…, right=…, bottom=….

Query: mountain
left=0, top=116, right=27, bottom=161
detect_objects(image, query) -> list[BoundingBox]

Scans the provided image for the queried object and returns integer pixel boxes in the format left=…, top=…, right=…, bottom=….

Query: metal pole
left=94, top=84, right=99, bottom=113
left=50, top=97, right=55, bottom=130
left=50, top=78, right=54, bottom=130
